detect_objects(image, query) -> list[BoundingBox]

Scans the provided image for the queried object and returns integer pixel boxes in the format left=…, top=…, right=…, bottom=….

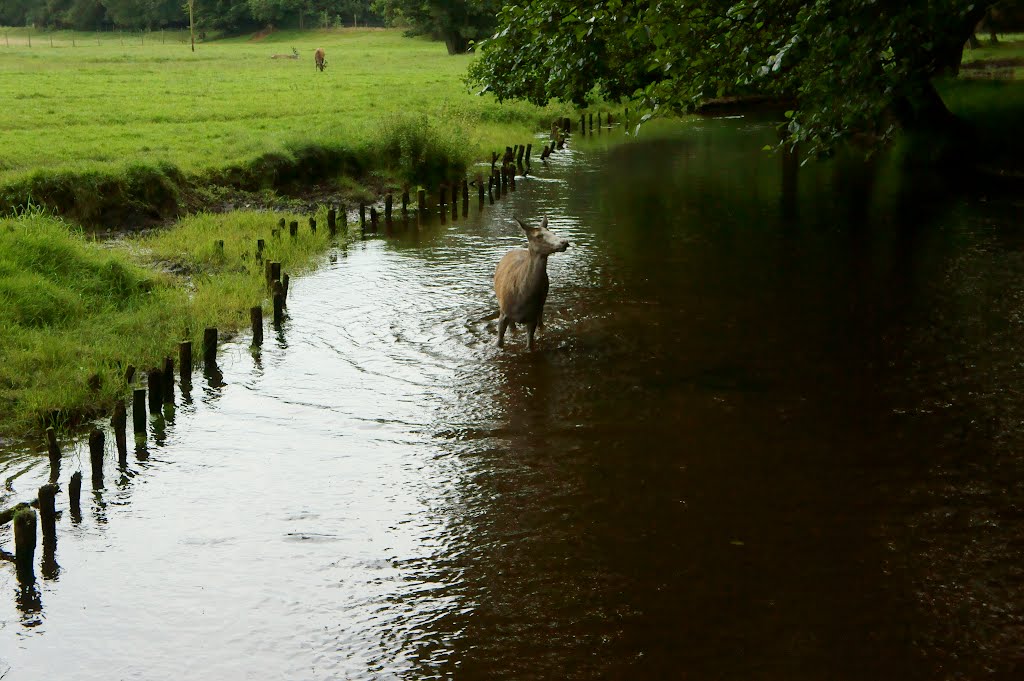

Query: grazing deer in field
left=314, top=48, right=326, bottom=72
left=271, top=47, right=299, bottom=60
left=494, top=216, right=570, bottom=349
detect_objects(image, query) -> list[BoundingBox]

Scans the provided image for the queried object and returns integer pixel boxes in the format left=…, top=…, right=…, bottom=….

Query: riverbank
left=0, top=207, right=351, bottom=438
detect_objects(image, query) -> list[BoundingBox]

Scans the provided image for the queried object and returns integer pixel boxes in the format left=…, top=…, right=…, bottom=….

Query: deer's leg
left=526, top=320, right=538, bottom=350
left=497, top=313, right=509, bottom=348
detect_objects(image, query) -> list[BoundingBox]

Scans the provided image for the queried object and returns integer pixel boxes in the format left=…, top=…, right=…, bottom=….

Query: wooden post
left=179, top=340, right=192, bottom=387
left=359, top=203, right=366, bottom=231
left=147, top=369, right=163, bottom=414
left=598, top=112, right=602, bottom=134
left=452, top=190, right=458, bottom=221
left=250, top=306, right=263, bottom=346
left=277, top=216, right=286, bottom=233
left=46, top=427, right=60, bottom=468
left=526, top=143, right=533, bottom=166
left=309, top=216, right=316, bottom=234
left=516, top=145, right=525, bottom=166
left=401, top=189, right=409, bottom=217
left=203, top=327, right=218, bottom=365
left=327, top=208, right=337, bottom=234
left=270, top=262, right=281, bottom=284
left=477, top=175, right=485, bottom=210
left=256, top=238, right=265, bottom=261
left=272, top=281, right=285, bottom=325
left=439, top=184, right=447, bottom=210
left=488, top=174, right=495, bottom=204
left=385, top=194, right=393, bottom=223
left=289, top=220, right=298, bottom=238
left=282, top=273, right=290, bottom=301
left=38, top=484, right=57, bottom=540
left=370, top=207, right=378, bottom=231
left=510, top=165, right=516, bottom=192
left=124, top=364, right=136, bottom=384
left=589, top=113, right=593, bottom=135
left=162, top=357, right=174, bottom=402
left=340, top=204, right=348, bottom=229
left=69, top=472, right=81, bottom=517
left=500, top=166, right=507, bottom=195
left=462, top=178, right=469, bottom=204
left=89, top=428, right=104, bottom=485
left=112, top=399, right=127, bottom=464
left=133, top=388, right=147, bottom=435
left=13, top=508, right=36, bottom=583
left=417, top=188, right=426, bottom=216
left=581, top=114, right=586, bottom=135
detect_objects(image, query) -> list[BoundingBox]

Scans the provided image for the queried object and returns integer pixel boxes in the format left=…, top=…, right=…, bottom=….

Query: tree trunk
left=443, top=31, right=469, bottom=55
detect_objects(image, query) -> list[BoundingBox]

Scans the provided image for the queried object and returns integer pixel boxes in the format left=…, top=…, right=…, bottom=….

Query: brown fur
left=314, top=48, right=326, bottom=72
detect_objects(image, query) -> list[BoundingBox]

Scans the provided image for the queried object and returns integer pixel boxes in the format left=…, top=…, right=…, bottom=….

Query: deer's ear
left=540, top=216, right=548, bottom=230
left=514, top=217, right=531, bottom=234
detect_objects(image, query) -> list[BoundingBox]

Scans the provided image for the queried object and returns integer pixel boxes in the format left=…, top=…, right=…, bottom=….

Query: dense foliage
left=373, top=0, right=500, bottom=53
left=468, top=1, right=1007, bottom=154
left=0, top=0, right=382, bottom=31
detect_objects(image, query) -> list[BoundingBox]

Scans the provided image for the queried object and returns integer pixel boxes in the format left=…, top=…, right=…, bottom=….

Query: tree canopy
left=0, top=0, right=381, bottom=32
left=468, top=1, right=1002, bottom=155
left=372, top=0, right=500, bottom=54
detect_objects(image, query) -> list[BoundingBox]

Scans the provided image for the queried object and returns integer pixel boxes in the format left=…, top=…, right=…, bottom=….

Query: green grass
left=0, top=206, right=350, bottom=437
left=0, top=28, right=565, bottom=198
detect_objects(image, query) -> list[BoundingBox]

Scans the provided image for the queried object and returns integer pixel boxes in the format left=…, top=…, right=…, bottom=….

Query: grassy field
left=0, top=27, right=568, bottom=222
left=0, top=206, right=348, bottom=437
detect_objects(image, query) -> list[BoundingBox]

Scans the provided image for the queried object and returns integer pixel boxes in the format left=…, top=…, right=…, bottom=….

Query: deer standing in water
left=494, top=216, right=570, bottom=349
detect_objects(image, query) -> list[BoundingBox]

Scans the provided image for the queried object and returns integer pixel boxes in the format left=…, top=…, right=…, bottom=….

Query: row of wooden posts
left=0, top=117, right=617, bottom=584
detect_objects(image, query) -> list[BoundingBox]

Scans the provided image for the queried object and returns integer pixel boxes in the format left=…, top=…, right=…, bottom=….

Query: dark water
left=1, top=119, right=1023, bottom=680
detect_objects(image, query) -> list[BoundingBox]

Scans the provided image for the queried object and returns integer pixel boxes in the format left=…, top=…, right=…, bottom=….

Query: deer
left=271, top=47, right=299, bottom=60
left=314, top=48, right=326, bottom=72
left=494, top=216, right=570, bottom=349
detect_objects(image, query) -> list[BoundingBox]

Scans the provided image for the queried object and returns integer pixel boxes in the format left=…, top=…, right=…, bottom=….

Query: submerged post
left=147, top=369, right=163, bottom=414
left=162, top=357, right=174, bottom=402
left=272, top=281, right=285, bottom=325
left=133, top=388, right=147, bottom=435
left=250, top=306, right=263, bottom=346
left=112, top=399, right=127, bottom=464
left=89, top=428, right=104, bottom=486
left=385, top=194, right=393, bottom=223
left=69, top=472, right=81, bottom=518
left=179, top=340, right=192, bottom=387
left=38, top=484, right=57, bottom=540
left=203, top=327, right=218, bottom=365
left=46, top=427, right=60, bottom=468
left=13, top=508, right=36, bottom=583
left=327, top=208, right=337, bottom=235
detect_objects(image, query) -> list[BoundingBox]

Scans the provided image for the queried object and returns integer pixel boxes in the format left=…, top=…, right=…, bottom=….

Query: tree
left=374, top=0, right=501, bottom=54
left=468, top=1, right=997, bottom=156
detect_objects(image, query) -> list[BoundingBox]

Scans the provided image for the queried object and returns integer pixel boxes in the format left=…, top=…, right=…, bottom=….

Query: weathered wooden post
left=370, top=207, right=379, bottom=231
left=477, top=174, right=485, bottom=210
left=69, top=472, right=82, bottom=518
left=462, top=178, right=469, bottom=206
left=309, top=216, right=316, bottom=234
left=13, top=508, right=36, bottom=583
left=147, top=368, right=163, bottom=414
left=289, top=220, right=298, bottom=238
left=38, top=484, right=57, bottom=540
left=282, top=273, right=290, bottom=302
left=112, top=399, right=127, bottom=464
left=438, top=184, right=447, bottom=224
left=256, top=239, right=265, bottom=261
left=46, top=427, right=60, bottom=469
left=270, top=261, right=281, bottom=284
left=359, top=203, right=366, bottom=231
left=526, top=143, right=533, bottom=165
left=385, top=193, right=393, bottom=223
left=417, top=189, right=426, bottom=216
left=89, top=428, right=104, bottom=486
left=203, top=327, right=218, bottom=365
left=132, top=388, right=147, bottom=435
left=340, top=204, right=348, bottom=230
left=451, top=188, right=458, bottom=221
left=179, top=340, right=192, bottom=387
left=250, top=306, right=263, bottom=346
left=278, top=217, right=286, bottom=231
left=327, top=208, right=337, bottom=234
left=499, top=166, right=507, bottom=196
left=488, top=174, right=495, bottom=204
left=124, top=364, right=136, bottom=384
left=589, top=112, right=593, bottom=135
left=272, top=281, right=285, bottom=325
left=516, top=145, right=525, bottom=167
left=162, top=357, right=174, bottom=402
left=510, top=166, right=516, bottom=192
left=401, top=189, right=410, bottom=218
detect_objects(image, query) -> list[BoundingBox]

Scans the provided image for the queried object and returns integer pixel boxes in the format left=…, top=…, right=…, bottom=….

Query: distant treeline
left=0, top=0, right=498, bottom=50
left=0, top=0, right=384, bottom=33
